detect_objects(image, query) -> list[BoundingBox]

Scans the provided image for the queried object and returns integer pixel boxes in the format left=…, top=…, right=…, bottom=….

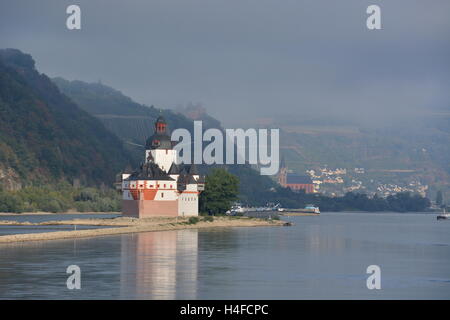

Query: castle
left=119, top=116, right=205, bottom=218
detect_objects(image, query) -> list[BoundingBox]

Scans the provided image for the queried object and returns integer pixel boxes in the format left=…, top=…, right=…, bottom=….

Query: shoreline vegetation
left=0, top=211, right=117, bottom=216
left=0, top=168, right=433, bottom=215
left=0, top=216, right=285, bottom=244
left=0, top=183, right=121, bottom=213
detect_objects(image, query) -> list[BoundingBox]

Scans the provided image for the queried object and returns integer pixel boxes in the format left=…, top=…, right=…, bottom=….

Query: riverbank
left=0, top=216, right=285, bottom=243
left=280, top=212, right=319, bottom=216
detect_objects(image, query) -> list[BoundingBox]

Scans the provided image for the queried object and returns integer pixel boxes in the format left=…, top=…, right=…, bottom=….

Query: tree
left=436, top=191, right=443, bottom=206
left=199, top=168, right=239, bottom=215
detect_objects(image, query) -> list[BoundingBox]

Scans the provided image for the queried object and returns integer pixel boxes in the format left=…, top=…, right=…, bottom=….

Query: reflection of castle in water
left=120, top=230, right=198, bottom=299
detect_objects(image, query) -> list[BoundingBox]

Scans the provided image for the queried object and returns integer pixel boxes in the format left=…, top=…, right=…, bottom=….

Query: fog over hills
left=0, top=1, right=448, bottom=126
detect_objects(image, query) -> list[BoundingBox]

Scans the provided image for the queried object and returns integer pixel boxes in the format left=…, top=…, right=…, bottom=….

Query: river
left=0, top=212, right=449, bottom=299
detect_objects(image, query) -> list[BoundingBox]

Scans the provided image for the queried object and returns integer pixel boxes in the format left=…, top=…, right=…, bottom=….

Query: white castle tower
left=120, top=116, right=205, bottom=218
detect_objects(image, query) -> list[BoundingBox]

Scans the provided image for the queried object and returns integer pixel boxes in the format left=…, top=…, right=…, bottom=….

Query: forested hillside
left=0, top=49, right=131, bottom=189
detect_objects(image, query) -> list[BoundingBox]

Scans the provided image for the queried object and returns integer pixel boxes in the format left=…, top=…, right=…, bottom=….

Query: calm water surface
left=0, top=213, right=121, bottom=236
left=0, top=213, right=120, bottom=223
left=0, top=212, right=449, bottom=299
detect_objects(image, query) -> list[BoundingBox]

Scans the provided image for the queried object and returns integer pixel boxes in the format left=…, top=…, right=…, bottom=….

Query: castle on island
left=118, top=116, right=205, bottom=218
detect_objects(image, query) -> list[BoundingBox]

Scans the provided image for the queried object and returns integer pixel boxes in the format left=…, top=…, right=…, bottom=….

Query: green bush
left=0, top=184, right=121, bottom=213
left=202, top=216, right=214, bottom=222
left=0, top=191, right=24, bottom=213
left=42, top=200, right=62, bottom=213
left=188, top=216, right=200, bottom=224
left=199, top=168, right=239, bottom=215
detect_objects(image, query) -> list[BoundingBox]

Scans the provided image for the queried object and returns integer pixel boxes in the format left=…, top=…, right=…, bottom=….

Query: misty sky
left=1, top=0, right=449, bottom=126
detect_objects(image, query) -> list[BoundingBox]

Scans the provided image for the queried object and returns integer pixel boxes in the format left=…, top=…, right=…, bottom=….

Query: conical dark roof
left=145, top=133, right=172, bottom=149
left=156, top=115, right=166, bottom=123
left=145, top=114, right=172, bottom=149
left=188, top=175, right=197, bottom=184
left=280, top=156, right=286, bottom=169
left=125, top=162, right=174, bottom=181
left=188, top=164, right=199, bottom=175
left=168, top=163, right=180, bottom=174
left=123, top=164, right=134, bottom=174
left=179, top=165, right=188, bottom=175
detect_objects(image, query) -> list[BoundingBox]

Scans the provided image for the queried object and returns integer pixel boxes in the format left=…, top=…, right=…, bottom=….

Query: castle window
left=161, top=192, right=164, bottom=198
left=164, top=184, right=166, bottom=188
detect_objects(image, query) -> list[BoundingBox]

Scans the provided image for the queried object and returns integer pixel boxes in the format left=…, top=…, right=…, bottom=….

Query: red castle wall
left=122, top=199, right=178, bottom=218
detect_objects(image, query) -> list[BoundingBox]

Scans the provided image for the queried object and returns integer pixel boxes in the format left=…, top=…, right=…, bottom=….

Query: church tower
left=278, top=157, right=287, bottom=187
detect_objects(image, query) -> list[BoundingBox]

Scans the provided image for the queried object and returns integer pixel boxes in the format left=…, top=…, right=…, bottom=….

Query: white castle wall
left=178, top=183, right=199, bottom=216
left=178, top=191, right=199, bottom=217
left=146, top=149, right=177, bottom=173
left=154, top=189, right=178, bottom=201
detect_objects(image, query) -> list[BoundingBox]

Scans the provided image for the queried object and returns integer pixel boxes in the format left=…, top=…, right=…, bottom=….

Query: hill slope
left=53, top=77, right=193, bottom=159
left=0, top=49, right=130, bottom=189
left=278, top=117, right=450, bottom=198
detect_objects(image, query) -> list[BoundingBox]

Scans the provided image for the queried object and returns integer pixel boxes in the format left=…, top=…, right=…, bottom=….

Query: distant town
left=280, top=163, right=428, bottom=198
